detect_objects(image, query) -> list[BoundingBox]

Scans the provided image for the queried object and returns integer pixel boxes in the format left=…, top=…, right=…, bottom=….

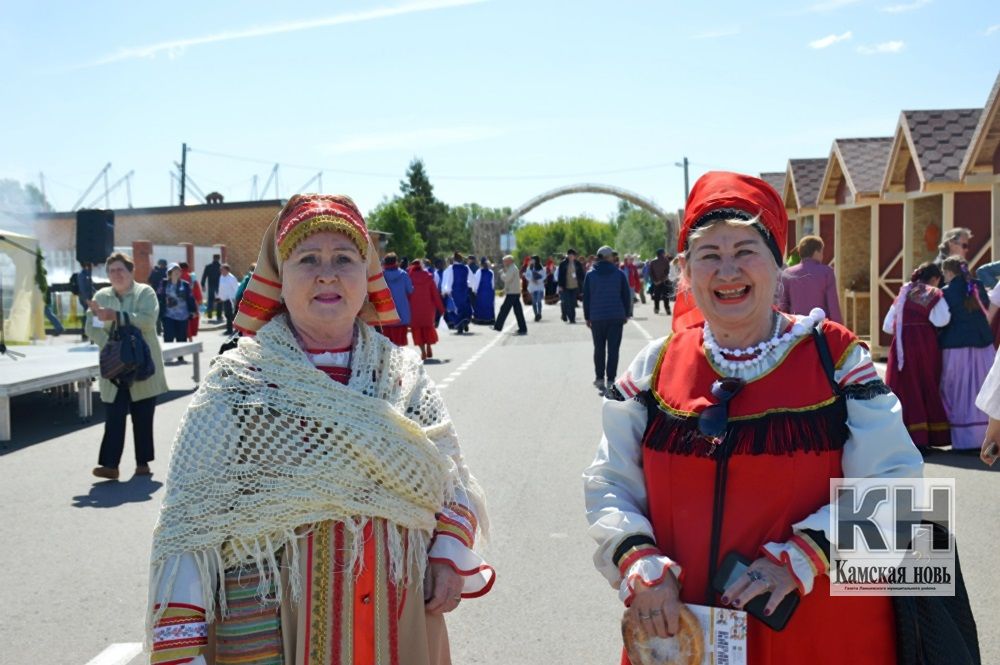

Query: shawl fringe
left=640, top=392, right=849, bottom=456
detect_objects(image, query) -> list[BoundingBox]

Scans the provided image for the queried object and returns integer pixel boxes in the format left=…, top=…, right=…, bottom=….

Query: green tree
left=613, top=201, right=674, bottom=258
left=514, top=215, right=616, bottom=259
left=399, top=159, right=451, bottom=257
left=366, top=199, right=426, bottom=259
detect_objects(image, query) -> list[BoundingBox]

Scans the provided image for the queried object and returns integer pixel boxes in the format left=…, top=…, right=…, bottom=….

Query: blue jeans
left=530, top=289, right=544, bottom=317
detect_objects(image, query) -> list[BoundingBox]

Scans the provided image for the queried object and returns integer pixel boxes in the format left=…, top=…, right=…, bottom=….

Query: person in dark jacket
left=201, top=254, right=223, bottom=321
left=557, top=248, right=586, bottom=323
left=939, top=256, right=995, bottom=450
left=583, top=246, right=632, bottom=393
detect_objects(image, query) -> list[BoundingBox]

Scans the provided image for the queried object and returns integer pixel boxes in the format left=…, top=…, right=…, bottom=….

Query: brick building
left=34, top=199, right=283, bottom=282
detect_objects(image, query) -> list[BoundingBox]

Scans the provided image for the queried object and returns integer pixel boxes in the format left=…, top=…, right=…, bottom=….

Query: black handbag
left=99, top=312, right=155, bottom=386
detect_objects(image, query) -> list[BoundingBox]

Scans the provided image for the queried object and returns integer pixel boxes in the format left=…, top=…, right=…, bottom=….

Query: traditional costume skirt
left=940, top=345, right=994, bottom=449
left=885, top=322, right=950, bottom=447
left=411, top=325, right=439, bottom=346
left=204, top=520, right=451, bottom=665
left=382, top=325, right=409, bottom=346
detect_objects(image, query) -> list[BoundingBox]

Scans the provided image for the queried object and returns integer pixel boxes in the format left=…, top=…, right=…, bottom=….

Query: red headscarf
left=672, top=172, right=788, bottom=332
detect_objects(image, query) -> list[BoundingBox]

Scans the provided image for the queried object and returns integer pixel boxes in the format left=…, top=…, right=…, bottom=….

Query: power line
left=187, top=146, right=680, bottom=182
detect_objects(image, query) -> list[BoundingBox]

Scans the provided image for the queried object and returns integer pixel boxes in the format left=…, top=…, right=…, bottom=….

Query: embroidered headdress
left=234, top=194, right=399, bottom=334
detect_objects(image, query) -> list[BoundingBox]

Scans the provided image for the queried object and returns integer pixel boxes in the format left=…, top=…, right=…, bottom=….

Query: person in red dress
left=882, top=262, right=952, bottom=449
left=584, top=172, right=925, bottom=664
left=180, top=262, right=202, bottom=340
left=408, top=259, right=445, bottom=361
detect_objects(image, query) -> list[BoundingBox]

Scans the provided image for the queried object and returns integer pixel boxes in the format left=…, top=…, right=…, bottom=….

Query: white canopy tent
left=0, top=228, right=45, bottom=343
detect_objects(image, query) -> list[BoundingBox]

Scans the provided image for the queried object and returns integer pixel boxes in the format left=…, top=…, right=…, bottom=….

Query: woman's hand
left=721, top=558, right=797, bottom=616
left=89, top=302, right=117, bottom=322
left=981, top=418, right=1000, bottom=466
left=424, top=562, right=464, bottom=614
left=628, top=571, right=683, bottom=639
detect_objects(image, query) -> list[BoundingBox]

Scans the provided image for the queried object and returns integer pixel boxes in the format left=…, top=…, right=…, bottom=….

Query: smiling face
left=680, top=221, right=780, bottom=342
left=280, top=231, right=368, bottom=349
left=106, top=260, right=133, bottom=293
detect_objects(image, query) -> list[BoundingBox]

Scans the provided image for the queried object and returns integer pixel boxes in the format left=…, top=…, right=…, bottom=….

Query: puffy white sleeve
left=929, top=298, right=951, bottom=327
left=468, top=269, right=481, bottom=292
left=990, top=286, right=1000, bottom=307
left=583, top=338, right=683, bottom=605
left=762, top=343, right=923, bottom=595
left=975, top=347, right=1000, bottom=420
left=881, top=302, right=897, bottom=334
left=440, top=266, right=454, bottom=296
left=150, top=554, right=209, bottom=664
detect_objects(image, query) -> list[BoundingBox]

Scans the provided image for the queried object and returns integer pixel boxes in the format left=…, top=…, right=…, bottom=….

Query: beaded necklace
left=703, top=307, right=827, bottom=373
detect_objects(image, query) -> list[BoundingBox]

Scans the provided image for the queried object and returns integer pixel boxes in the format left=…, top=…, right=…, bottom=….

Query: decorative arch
left=505, top=183, right=676, bottom=247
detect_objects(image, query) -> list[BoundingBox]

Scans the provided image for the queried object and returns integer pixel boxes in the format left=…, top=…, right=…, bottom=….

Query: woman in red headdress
left=148, top=195, right=494, bottom=665
left=584, top=173, right=930, bottom=664
left=408, top=259, right=446, bottom=360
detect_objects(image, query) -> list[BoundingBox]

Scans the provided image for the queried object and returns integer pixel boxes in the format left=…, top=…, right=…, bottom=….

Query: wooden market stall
left=782, top=159, right=834, bottom=264
left=759, top=172, right=789, bottom=250
left=816, top=137, right=895, bottom=354
left=959, top=72, right=1000, bottom=262
left=881, top=107, right=988, bottom=286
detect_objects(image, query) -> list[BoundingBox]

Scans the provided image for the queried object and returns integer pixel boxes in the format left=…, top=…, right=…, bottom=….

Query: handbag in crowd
left=99, top=312, right=156, bottom=386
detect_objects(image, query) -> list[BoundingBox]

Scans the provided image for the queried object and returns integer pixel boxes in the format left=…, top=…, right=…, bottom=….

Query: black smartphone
left=711, top=552, right=799, bottom=631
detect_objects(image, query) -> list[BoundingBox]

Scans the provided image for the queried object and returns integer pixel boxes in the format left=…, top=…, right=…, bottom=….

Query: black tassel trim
left=640, top=391, right=848, bottom=456
left=841, top=380, right=892, bottom=400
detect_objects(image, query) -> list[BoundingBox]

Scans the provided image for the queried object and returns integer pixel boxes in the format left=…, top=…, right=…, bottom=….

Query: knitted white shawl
left=147, top=316, right=473, bottom=636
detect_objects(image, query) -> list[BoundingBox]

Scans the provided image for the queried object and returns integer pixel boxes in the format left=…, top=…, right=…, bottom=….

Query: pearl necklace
left=703, top=308, right=827, bottom=373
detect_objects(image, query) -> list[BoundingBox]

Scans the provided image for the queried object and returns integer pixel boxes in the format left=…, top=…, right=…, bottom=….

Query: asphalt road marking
left=437, top=322, right=514, bottom=389
left=630, top=318, right=655, bottom=341
left=84, top=643, right=142, bottom=665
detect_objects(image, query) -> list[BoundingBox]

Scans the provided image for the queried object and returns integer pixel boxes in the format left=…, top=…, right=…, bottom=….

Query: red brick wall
left=34, top=202, right=281, bottom=281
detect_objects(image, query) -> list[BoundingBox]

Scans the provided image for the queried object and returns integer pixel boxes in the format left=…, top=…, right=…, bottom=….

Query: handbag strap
left=811, top=322, right=841, bottom=396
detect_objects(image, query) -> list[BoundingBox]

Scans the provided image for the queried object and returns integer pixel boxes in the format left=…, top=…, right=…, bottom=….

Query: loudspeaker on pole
left=75, top=209, right=115, bottom=264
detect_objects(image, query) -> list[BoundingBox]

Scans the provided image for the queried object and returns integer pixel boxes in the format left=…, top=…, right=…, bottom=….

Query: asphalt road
left=1, top=298, right=997, bottom=665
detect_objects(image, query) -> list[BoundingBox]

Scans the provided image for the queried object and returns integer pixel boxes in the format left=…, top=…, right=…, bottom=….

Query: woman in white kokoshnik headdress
left=148, top=194, right=494, bottom=665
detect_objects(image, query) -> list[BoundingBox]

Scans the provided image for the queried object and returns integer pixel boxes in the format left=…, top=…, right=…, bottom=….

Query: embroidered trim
left=612, top=534, right=658, bottom=568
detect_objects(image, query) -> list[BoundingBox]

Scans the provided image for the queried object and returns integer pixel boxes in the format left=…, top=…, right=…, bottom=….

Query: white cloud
left=691, top=27, right=741, bottom=40
left=802, top=0, right=863, bottom=13
left=986, top=24, right=1000, bottom=36
left=322, top=127, right=503, bottom=155
left=809, top=31, right=853, bottom=48
left=81, top=0, right=487, bottom=68
left=880, top=0, right=930, bottom=12
left=857, top=40, right=905, bottom=53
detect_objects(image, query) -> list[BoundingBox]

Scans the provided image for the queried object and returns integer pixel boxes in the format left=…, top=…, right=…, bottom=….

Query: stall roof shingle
left=788, top=158, right=828, bottom=208
left=960, top=73, right=1000, bottom=178
left=759, top=172, right=786, bottom=195
left=903, top=108, right=981, bottom=183
left=836, top=137, right=894, bottom=196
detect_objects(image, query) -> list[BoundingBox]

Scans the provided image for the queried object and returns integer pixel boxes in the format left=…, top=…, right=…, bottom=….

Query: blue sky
left=1, top=0, right=997, bottom=223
